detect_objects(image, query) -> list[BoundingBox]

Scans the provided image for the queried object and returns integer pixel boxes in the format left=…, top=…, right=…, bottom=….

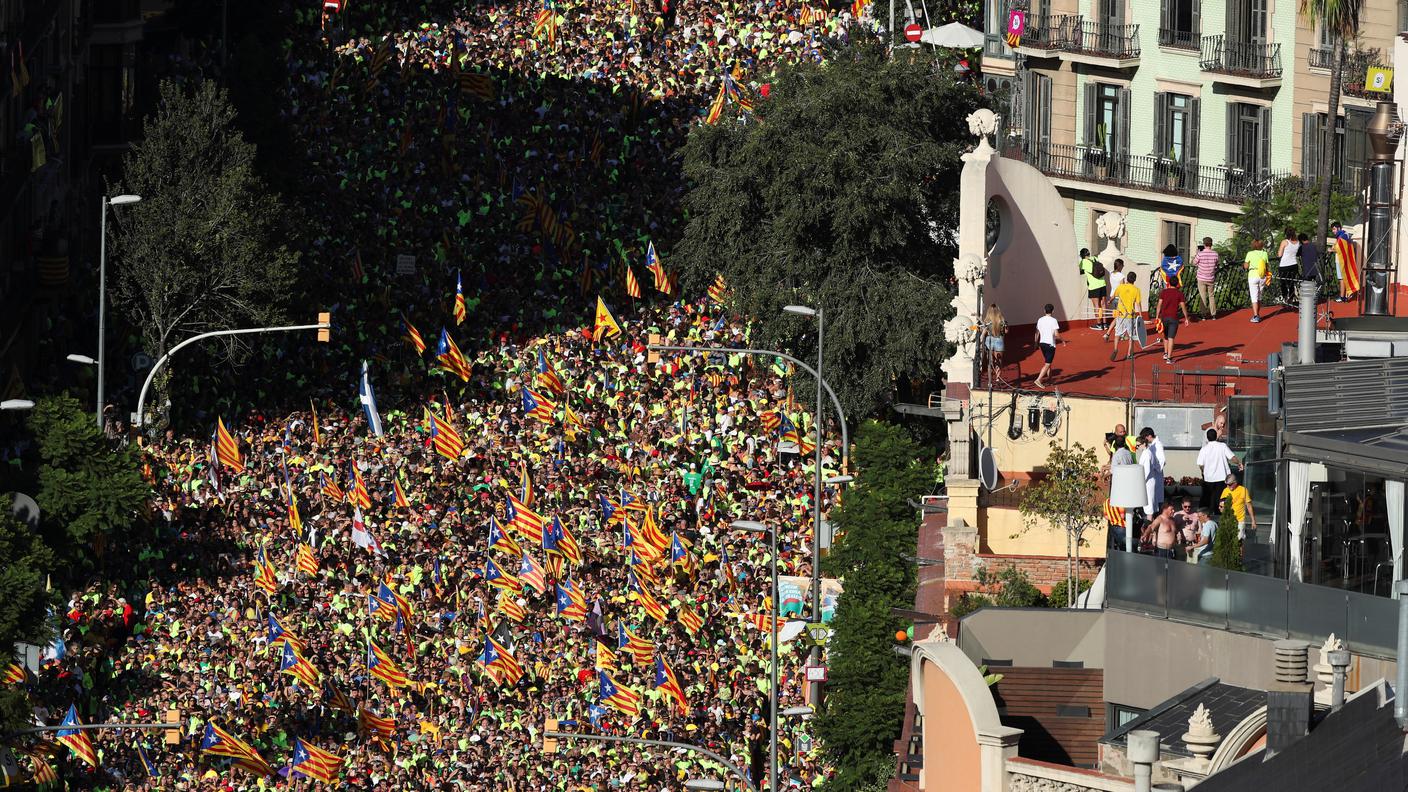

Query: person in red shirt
left=1157, top=284, right=1192, bottom=363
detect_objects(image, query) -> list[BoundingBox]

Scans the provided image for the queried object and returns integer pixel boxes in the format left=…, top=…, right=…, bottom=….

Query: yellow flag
left=593, top=297, right=621, bottom=342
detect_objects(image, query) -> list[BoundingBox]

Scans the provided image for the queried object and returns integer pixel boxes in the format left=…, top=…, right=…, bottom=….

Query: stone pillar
left=977, top=725, right=1023, bottom=792
left=941, top=109, right=999, bottom=390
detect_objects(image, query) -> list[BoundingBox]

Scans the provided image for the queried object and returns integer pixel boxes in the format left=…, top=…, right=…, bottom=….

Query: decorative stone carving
left=1008, top=772, right=1117, bottom=792
left=1313, top=633, right=1345, bottom=687
left=1182, top=703, right=1221, bottom=761
left=967, top=108, right=1000, bottom=139
left=1095, top=210, right=1126, bottom=274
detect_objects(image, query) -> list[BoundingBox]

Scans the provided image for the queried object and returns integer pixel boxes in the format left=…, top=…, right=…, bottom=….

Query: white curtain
left=1387, top=480, right=1405, bottom=597
left=1289, top=462, right=1312, bottom=582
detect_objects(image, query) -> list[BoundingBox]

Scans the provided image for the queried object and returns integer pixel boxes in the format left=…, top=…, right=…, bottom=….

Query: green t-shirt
left=1081, top=257, right=1106, bottom=290
left=1245, top=249, right=1269, bottom=279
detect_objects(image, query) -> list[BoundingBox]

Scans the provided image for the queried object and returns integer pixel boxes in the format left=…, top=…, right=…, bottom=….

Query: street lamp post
left=98, top=193, right=142, bottom=431
left=733, top=519, right=778, bottom=791
left=783, top=304, right=826, bottom=705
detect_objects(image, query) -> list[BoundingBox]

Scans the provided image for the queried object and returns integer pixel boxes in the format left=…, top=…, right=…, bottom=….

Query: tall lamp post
left=732, top=519, right=780, bottom=791
left=98, top=193, right=142, bottom=431
left=782, top=304, right=830, bottom=704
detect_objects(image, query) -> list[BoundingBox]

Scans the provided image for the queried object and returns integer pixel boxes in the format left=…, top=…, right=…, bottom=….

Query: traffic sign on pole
left=905, top=23, right=922, bottom=42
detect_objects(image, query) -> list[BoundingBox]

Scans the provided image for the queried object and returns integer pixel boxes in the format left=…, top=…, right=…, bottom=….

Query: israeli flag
left=359, top=360, right=384, bottom=437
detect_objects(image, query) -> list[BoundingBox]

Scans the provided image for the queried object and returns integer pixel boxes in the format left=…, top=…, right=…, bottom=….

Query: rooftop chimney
left=1265, top=640, right=1313, bottom=759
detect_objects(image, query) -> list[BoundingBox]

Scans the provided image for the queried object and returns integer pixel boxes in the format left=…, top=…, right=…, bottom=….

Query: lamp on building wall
left=1110, top=463, right=1148, bottom=554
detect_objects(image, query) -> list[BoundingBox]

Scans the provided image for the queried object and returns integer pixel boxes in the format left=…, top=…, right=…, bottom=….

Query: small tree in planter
left=1209, top=497, right=1243, bottom=572
left=1017, top=442, right=1104, bottom=606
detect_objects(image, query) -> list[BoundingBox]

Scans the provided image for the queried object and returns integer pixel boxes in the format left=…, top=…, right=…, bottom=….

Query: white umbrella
left=921, top=22, right=985, bottom=48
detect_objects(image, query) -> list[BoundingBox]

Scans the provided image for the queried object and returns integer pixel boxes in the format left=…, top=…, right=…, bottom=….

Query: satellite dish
left=977, top=446, right=1000, bottom=491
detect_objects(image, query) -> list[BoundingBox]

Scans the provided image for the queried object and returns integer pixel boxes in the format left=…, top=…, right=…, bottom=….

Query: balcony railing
left=1105, top=550, right=1398, bottom=659
left=1342, top=50, right=1392, bottom=99
left=1018, top=13, right=1076, bottom=50
left=1309, top=47, right=1334, bottom=70
left=1065, top=19, right=1141, bottom=58
left=1010, top=141, right=1287, bottom=205
left=1199, top=34, right=1283, bottom=78
left=1158, top=26, right=1199, bottom=50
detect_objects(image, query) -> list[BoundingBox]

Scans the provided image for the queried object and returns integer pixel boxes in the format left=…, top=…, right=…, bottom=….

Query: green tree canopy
left=677, top=38, right=987, bottom=418
left=1017, top=442, right=1103, bottom=606
left=0, top=509, right=54, bottom=732
left=818, top=420, right=933, bottom=788
left=109, top=78, right=298, bottom=426
left=27, top=395, right=147, bottom=573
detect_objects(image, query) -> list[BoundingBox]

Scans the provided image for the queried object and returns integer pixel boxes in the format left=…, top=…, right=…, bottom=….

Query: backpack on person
left=1091, top=259, right=1106, bottom=280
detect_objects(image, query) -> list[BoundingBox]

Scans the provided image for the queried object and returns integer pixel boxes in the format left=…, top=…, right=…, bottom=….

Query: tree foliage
left=109, top=78, right=297, bottom=425
left=818, top=420, right=933, bottom=788
left=677, top=38, right=988, bottom=418
left=1017, top=442, right=1102, bottom=606
left=949, top=563, right=1047, bottom=619
left=0, top=509, right=56, bottom=660
left=1298, top=0, right=1362, bottom=252
left=1210, top=500, right=1244, bottom=572
left=27, top=395, right=147, bottom=573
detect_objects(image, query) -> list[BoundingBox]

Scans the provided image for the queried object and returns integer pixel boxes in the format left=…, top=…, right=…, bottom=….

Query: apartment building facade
left=980, top=0, right=1402, bottom=275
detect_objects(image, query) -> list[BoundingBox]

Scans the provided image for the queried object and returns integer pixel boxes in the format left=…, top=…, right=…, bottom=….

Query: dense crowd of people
left=10, top=0, right=880, bottom=787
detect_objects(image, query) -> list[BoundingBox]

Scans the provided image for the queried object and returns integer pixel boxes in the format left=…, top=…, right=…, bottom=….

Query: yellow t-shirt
left=1245, top=250, right=1269, bottom=279
left=1224, top=485, right=1250, bottom=521
left=1112, top=283, right=1141, bottom=318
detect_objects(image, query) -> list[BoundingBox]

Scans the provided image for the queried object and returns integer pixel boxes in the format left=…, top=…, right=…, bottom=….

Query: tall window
left=1226, top=102, right=1270, bottom=175
left=1301, top=110, right=1370, bottom=188
left=1159, top=0, right=1200, bottom=48
left=1154, top=93, right=1200, bottom=163
left=1084, top=83, right=1130, bottom=157
left=1162, top=220, right=1192, bottom=263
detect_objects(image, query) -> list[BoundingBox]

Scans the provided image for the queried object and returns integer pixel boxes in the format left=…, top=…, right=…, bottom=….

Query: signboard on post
left=904, top=23, right=923, bottom=42
left=396, top=254, right=416, bottom=275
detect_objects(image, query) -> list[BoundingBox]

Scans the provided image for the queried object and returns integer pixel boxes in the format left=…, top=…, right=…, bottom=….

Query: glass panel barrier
left=1227, top=569, right=1290, bottom=639
left=1167, top=561, right=1229, bottom=628
left=1346, top=592, right=1398, bottom=657
left=1287, top=583, right=1349, bottom=646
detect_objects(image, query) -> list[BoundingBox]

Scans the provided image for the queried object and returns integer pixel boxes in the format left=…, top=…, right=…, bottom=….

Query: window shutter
left=1160, top=0, right=1171, bottom=43
left=1188, top=96, right=1201, bottom=168
left=1117, top=87, right=1132, bottom=158
left=1038, top=74, right=1053, bottom=148
left=1226, top=105, right=1239, bottom=172
left=1258, top=105, right=1272, bottom=175
left=1302, top=113, right=1319, bottom=179
left=1083, top=83, right=1098, bottom=147
left=1191, top=0, right=1201, bottom=39
left=1154, top=92, right=1169, bottom=155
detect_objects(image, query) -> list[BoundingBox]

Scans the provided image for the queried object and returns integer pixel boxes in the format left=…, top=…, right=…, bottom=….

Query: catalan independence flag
left=1334, top=227, right=1361, bottom=295
left=627, top=571, right=668, bottom=622
left=705, top=79, right=726, bottom=125
left=2, top=661, right=25, bottom=684
left=624, top=262, right=643, bottom=299
left=402, top=313, right=427, bottom=355
left=645, top=241, right=668, bottom=293
left=323, top=682, right=354, bottom=713
left=368, top=592, right=399, bottom=622
left=497, top=590, right=528, bottom=622
left=201, top=723, right=274, bottom=777
left=505, top=494, right=545, bottom=543
left=215, top=417, right=243, bottom=473
left=290, top=738, right=344, bottom=784
left=392, top=478, right=410, bottom=509
left=254, top=548, right=279, bottom=595
left=544, top=515, right=582, bottom=565
left=429, top=408, right=465, bottom=460
left=522, top=387, right=557, bottom=422
left=296, top=543, right=319, bottom=577
left=535, top=349, right=565, bottom=395
left=358, top=708, right=397, bottom=740
left=655, top=656, right=689, bottom=714
left=679, top=604, right=705, bottom=636
left=436, top=328, right=472, bottom=382
left=320, top=473, right=345, bottom=501
left=452, top=270, right=467, bottom=325
left=267, top=612, right=305, bottom=652
left=598, top=670, right=642, bottom=718
left=618, top=623, right=655, bottom=664
left=484, top=557, right=522, bottom=592
left=480, top=636, right=524, bottom=684
left=56, top=704, right=97, bottom=767
left=555, top=578, right=588, bottom=621
left=708, top=273, right=727, bottom=303
left=519, top=550, right=548, bottom=595
left=488, top=516, right=522, bottom=555
left=366, top=641, right=411, bottom=688
left=280, top=642, right=321, bottom=687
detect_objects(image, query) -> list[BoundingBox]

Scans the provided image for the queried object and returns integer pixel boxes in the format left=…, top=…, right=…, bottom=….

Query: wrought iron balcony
left=1199, top=34, right=1283, bottom=80
left=1009, top=141, right=1287, bottom=206
left=1309, top=47, right=1334, bottom=70
left=1066, top=19, right=1141, bottom=59
left=1012, top=13, right=1075, bottom=51
left=1158, top=26, right=1199, bottom=50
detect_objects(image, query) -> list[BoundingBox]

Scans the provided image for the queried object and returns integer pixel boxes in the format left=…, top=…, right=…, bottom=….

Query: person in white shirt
left=1195, top=428, right=1243, bottom=513
left=1033, top=303, right=1062, bottom=389
left=1137, top=427, right=1167, bottom=513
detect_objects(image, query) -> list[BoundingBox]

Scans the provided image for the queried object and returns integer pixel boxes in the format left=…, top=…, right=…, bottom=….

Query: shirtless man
left=1142, top=502, right=1179, bottom=559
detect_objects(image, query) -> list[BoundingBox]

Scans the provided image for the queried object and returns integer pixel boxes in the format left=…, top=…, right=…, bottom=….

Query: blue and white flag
left=359, top=360, right=383, bottom=437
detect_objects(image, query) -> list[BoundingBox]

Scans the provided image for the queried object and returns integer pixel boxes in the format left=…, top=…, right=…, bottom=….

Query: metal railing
left=1342, top=51, right=1393, bottom=98
left=1199, top=34, right=1283, bottom=78
left=1105, top=550, right=1399, bottom=659
left=1309, top=47, right=1334, bottom=70
left=1066, top=19, right=1140, bottom=58
left=1158, top=27, right=1199, bottom=50
left=1009, top=141, right=1288, bottom=205
left=1019, top=13, right=1076, bottom=50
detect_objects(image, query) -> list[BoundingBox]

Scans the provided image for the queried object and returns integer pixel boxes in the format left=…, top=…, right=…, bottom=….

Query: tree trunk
left=1072, top=533, right=1081, bottom=607
left=1315, top=40, right=1346, bottom=253
left=1066, top=530, right=1073, bottom=607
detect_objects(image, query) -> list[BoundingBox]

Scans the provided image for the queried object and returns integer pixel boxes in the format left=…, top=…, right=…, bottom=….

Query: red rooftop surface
left=989, top=298, right=1388, bottom=403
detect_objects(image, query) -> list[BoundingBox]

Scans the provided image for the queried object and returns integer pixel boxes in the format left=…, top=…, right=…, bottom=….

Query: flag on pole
left=201, top=723, right=274, bottom=777
left=488, top=516, right=522, bottom=555
left=296, top=543, right=319, bottom=577
left=484, top=557, right=522, bottom=592
left=705, top=80, right=726, bottom=125
left=436, top=328, right=473, bottom=381
left=593, top=297, right=622, bottom=341
left=320, top=474, right=345, bottom=501
left=253, top=548, right=279, bottom=595
left=598, top=670, right=642, bottom=718
left=323, top=682, right=354, bottom=713
left=522, top=387, right=557, bottom=422
left=358, top=708, right=397, bottom=740
left=359, top=361, right=384, bottom=437
left=281, top=642, right=321, bottom=687
left=556, top=578, right=588, bottom=621
left=429, top=408, right=465, bottom=460
left=679, top=604, right=704, bottom=635
left=545, top=515, right=582, bottom=564
left=215, top=418, right=244, bottom=473
left=350, top=464, right=372, bottom=509
left=137, top=742, right=160, bottom=779
left=392, top=478, right=410, bottom=509
left=506, top=494, right=545, bottom=543
left=56, top=704, right=97, bottom=767
left=290, top=738, right=344, bottom=783
left=655, top=656, right=689, bottom=714
left=518, top=550, right=548, bottom=594
left=708, top=273, right=728, bottom=303
left=351, top=507, right=383, bottom=555
left=368, top=592, right=398, bottom=622
left=366, top=640, right=411, bottom=688
left=497, top=591, right=527, bottom=622
left=520, top=463, right=535, bottom=507
left=535, top=349, right=565, bottom=395
left=645, top=242, right=669, bottom=293
left=594, top=638, right=618, bottom=671
left=2, top=662, right=25, bottom=684
left=618, top=623, right=655, bottom=664
left=452, top=271, right=467, bottom=325
left=310, top=400, right=322, bottom=445
left=480, top=636, right=524, bottom=684
left=624, top=263, right=642, bottom=299
left=402, top=314, right=427, bottom=355
left=268, top=613, right=305, bottom=652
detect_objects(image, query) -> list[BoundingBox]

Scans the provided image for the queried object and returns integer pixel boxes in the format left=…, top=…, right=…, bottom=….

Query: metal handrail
left=1199, top=34, right=1282, bottom=77
left=1010, top=141, right=1290, bottom=205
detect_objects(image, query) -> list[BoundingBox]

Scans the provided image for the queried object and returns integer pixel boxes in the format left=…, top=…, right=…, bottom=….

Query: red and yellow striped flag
left=215, top=417, right=243, bottom=473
